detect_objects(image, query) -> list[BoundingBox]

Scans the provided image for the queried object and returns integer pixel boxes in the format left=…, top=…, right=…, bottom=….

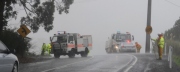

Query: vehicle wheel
left=81, top=51, right=86, bottom=57
left=106, top=49, right=109, bottom=54
left=68, top=50, right=75, bottom=58
left=119, top=49, right=121, bottom=53
left=113, top=49, right=117, bottom=53
left=54, top=52, right=60, bottom=58
left=106, top=48, right=111, bottom=54
left=107, top=48, right=111, bottom=54
left=81, top=49, right=88, bottom=57
left=12, top=62, right=18, bottom=72
left=110, top=48, right=114, bottom=53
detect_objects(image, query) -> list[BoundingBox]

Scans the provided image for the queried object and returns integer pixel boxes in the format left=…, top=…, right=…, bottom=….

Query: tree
left=173, top=18, right=180, bottom=40
left=0, top=0, right=74, bottom=34
left=164, top=17, right=180, bottom=41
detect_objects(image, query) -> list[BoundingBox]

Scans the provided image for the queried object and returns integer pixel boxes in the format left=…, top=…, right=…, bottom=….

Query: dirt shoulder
left=18, top=55, right=53, bottom=64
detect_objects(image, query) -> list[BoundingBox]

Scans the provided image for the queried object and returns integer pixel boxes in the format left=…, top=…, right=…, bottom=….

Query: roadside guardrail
left=168, top=46, right=173, bottom=68
left=164, top=43, right=167, bottom=55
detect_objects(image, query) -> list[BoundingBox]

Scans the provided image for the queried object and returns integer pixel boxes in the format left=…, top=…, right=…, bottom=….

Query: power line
left=164, top=0, right=180, bottom=8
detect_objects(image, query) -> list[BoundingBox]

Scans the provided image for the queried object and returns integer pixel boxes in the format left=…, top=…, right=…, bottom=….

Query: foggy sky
left=9, top=0, right=180, bottom=55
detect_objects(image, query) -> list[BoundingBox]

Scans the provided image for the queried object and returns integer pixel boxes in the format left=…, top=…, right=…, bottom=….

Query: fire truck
left=105, top=31, right=134, bottom=53
left=50, top=31, right=92, bottom=58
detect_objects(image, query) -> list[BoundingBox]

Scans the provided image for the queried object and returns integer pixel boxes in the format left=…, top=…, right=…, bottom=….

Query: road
left=128, top=53, right=180, bottom=72
left=19, top=54, right=137, bottom=72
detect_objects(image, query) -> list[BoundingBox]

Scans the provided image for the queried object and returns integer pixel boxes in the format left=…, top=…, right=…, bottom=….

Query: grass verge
left=173, top=55, right=180, bottom=67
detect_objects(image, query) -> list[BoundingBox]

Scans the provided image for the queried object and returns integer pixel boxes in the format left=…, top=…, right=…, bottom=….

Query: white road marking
left=113, top=54, right=134, bottom=72
left=144, top=63, right=151, bottom=72
left=41, top=56, right=94, bottom=72
left=123, top=55, right=138, bottom=72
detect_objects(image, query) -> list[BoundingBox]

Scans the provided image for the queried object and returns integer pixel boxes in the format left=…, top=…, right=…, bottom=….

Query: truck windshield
left=116, top=34, right=131, bottom=42
left=52, top=36, right=57, bottom=42
left=51, top=36, right=67, bottom=43
left=58, top=36, right=67, bottom=43
left=68, top=36, right=73, bottom=43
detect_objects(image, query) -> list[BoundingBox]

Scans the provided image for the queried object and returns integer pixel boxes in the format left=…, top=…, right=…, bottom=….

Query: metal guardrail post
left=168, top=46, right=173, bottom=68
left=168, top=47, right=170, bottom=61
left=164, top=43, right=167, bottom=55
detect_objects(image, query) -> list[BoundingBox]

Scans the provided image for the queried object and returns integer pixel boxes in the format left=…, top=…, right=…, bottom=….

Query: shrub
left=0, top=28, right=32, bottom=57
left=165, top=39, right=180, bottom=56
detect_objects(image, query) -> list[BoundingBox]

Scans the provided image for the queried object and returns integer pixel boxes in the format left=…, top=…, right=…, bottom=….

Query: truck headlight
left=115, top=46, right=118, bottom=49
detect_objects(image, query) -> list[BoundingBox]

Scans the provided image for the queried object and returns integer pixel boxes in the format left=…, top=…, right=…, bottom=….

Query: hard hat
left=158, top=32, right=163, bottom=35
left=158, top=33, right=163, bottom=36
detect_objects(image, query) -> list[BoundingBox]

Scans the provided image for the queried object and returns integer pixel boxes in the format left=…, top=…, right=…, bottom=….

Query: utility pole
left=145, top=0, right=152, bottom=53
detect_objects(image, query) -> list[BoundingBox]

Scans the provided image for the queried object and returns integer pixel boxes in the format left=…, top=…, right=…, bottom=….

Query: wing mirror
left=50, top=37, right=52, bottom=41
left=132, top=35, right=134, bottom=41
left=80, top=36, right=83, bottom=38
left=5, top=49, right=16, bottom=54
left=9, top=49, right=16, bottom=54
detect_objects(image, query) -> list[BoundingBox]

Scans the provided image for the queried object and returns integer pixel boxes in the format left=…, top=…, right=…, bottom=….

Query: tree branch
left=55, top=0, right=64, bottom=9
left=27, top=2, right=34, bottom=9
left=23, top=5, right=29, bottom=18
left=20, top=0, right=34, bottom=13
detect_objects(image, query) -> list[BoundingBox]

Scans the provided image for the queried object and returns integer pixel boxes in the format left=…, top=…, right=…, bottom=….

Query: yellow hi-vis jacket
left=42, top=44, right=47, bottom=51
left=47, top=44, right=51, bottom=50
left=152, top=37, right=165, bottom=48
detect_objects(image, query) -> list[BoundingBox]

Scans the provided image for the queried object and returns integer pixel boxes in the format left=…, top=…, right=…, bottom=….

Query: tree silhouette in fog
left=0, top=0, right=74, bottom=34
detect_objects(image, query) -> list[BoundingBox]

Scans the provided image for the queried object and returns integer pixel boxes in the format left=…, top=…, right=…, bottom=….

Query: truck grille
left=61, top=44, right=67, bottom=49
left=123, top=46, right=135, bottom=48
left=53, top=44, right=60, bottom=48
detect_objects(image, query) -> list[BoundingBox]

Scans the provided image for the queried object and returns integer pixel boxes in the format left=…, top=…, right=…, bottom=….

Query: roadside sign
left=17, top=25, right=31, bottom=38
left=145, top=25, right=152, bottom=34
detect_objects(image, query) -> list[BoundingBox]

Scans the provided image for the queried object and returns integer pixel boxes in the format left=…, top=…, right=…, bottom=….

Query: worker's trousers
left=48, top=49, right=51, bottom=55
left=41, top=49, right=45, bottom=56
left=136, top=48, right=141, bottom=53
left=158, top=46, right=163, bottom=59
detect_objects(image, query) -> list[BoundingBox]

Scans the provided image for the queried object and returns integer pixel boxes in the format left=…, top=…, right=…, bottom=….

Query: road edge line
left=115, top=54, right=135, bottom=72
left=123, top=55, right=138, bottom=72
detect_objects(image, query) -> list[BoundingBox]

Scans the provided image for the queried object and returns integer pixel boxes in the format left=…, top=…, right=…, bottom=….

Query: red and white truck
left=50, top=31, right=92, bottom=58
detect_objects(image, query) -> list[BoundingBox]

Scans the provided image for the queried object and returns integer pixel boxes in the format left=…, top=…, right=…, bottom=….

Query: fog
left=8, top=0, right=180, bottom=55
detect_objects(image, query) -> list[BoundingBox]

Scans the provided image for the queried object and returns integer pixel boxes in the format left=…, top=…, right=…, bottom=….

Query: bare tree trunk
left=0, top=0, right=5, bottom=36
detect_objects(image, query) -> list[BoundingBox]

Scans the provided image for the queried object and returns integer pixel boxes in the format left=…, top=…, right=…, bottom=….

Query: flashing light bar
left=57, top=31, right=66, bottom=34
left=126, top=32, right=131, bottom=34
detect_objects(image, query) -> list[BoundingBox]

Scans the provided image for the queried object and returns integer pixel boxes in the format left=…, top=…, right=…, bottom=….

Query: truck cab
left=50, top=31, right=92, bottom=58
left=112, top=32, right=134, bottom=43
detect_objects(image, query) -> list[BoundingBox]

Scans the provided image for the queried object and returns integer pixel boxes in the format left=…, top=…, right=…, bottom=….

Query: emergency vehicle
left=50, top=31, right=92, bottom=58
left=105, top=31, right=134, bottom=53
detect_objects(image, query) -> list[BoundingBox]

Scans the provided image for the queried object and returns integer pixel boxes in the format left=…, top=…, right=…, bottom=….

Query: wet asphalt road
left=128, top=53, right=180, bottom=72
left=19, top=54, right=136, bottom=72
